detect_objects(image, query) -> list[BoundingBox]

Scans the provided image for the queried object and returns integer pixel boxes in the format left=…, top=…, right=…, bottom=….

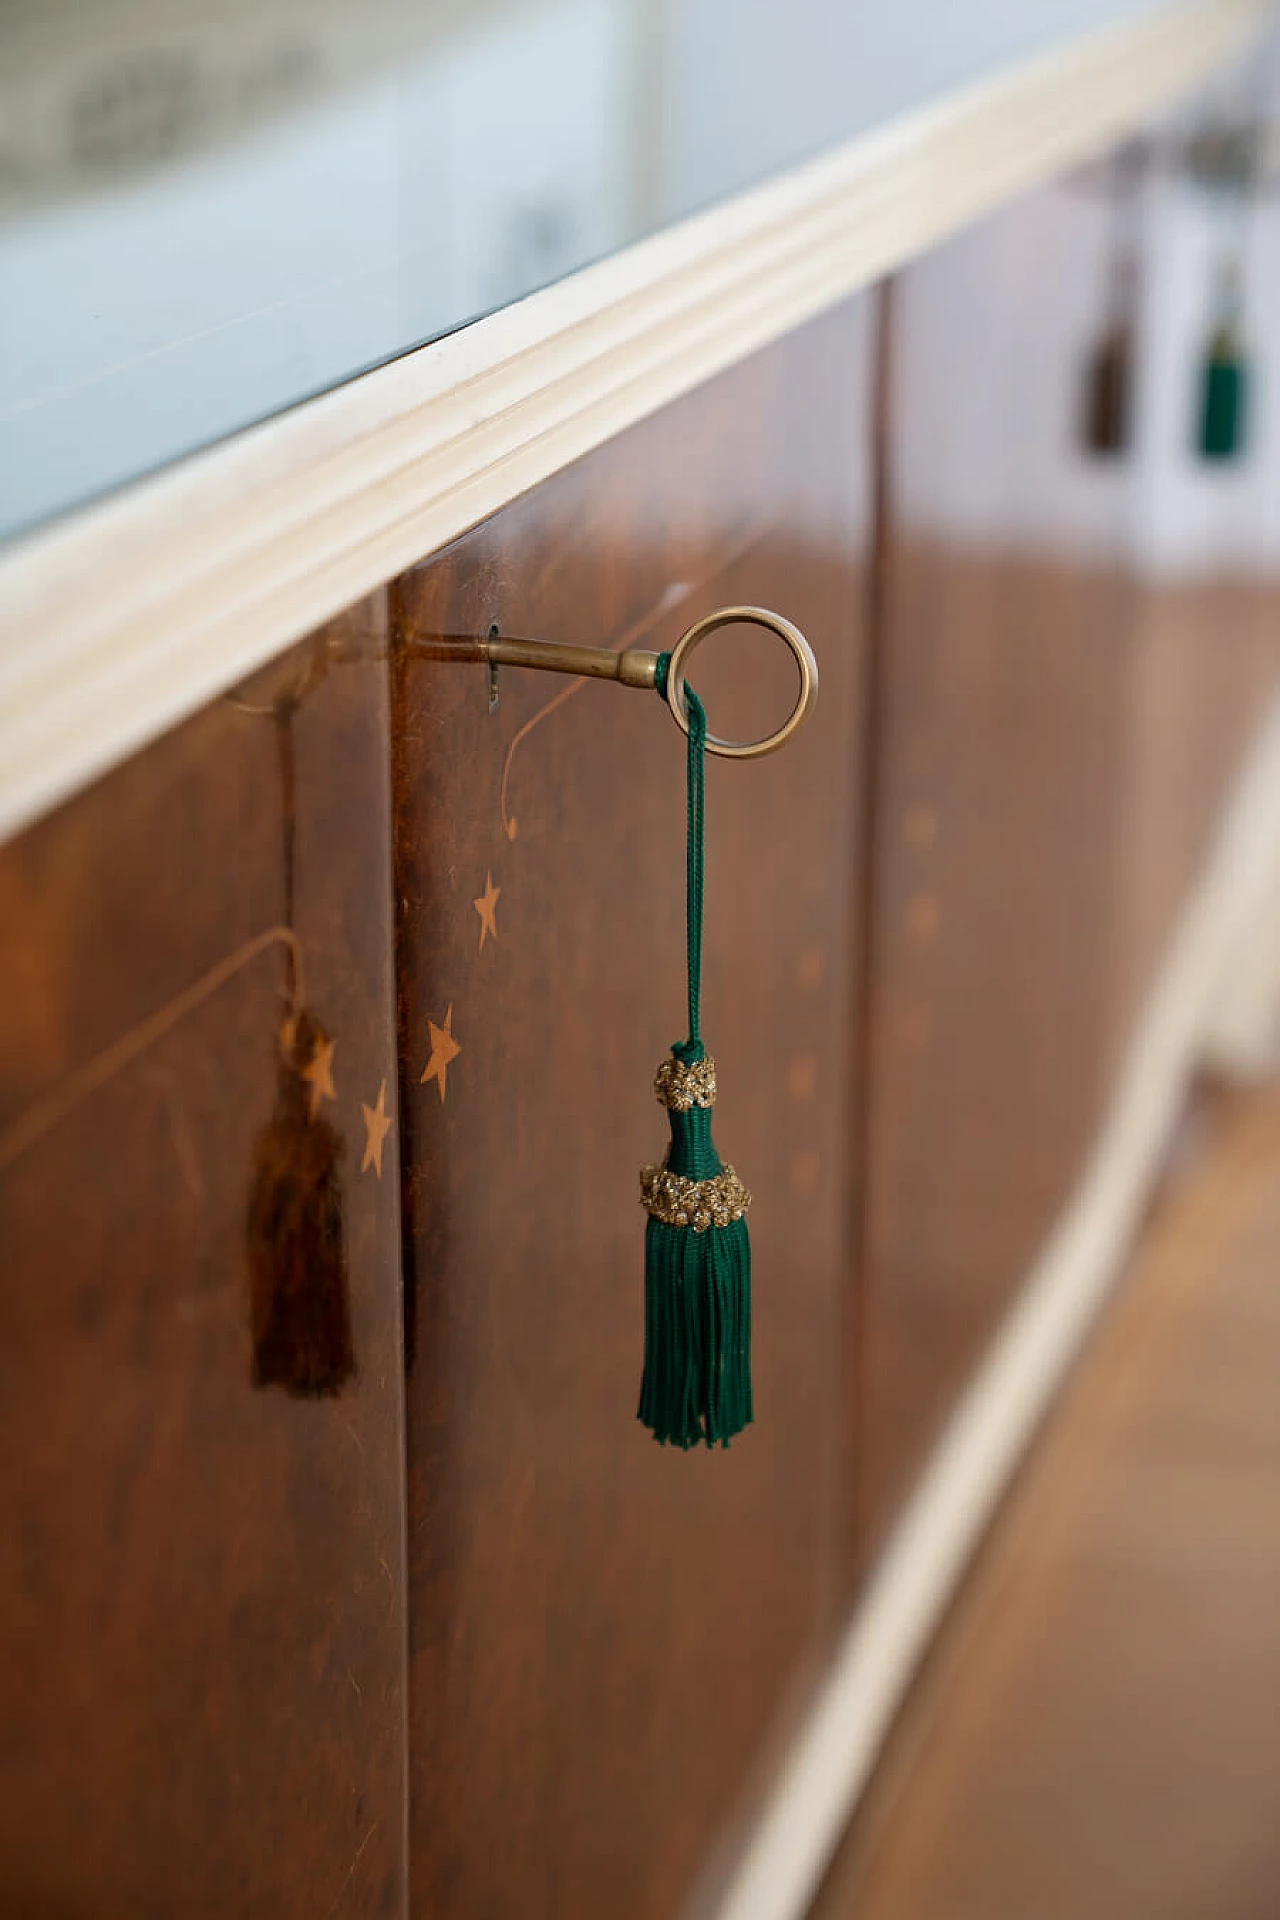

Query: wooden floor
left=815, top=1079, right=1280, bottom=1920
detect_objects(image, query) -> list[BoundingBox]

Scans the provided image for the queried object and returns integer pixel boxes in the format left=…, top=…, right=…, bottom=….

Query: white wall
left=0, top=0, right=1265, bottom=540
left=0, top=0, right=633, bottom=535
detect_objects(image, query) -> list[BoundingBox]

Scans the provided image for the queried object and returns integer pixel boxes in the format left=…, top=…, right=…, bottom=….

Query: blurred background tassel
left=1081, top=144, right=1142, bottom=458
left=1198, top=264, right=1248, bottom=461
left=1191, top=112, right=1256, bottom=464
left=1083, top=319, right=1135, bottom=456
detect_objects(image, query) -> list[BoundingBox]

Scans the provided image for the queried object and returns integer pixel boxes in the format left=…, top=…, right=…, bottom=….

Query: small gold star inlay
left=361, top=1078, right=393, bottom=1179
left=422, top=1004, right=461, bottom=1104
left=473, top=872, right=500, bottom=951
left=302, top=1035, right=337, bottom=1119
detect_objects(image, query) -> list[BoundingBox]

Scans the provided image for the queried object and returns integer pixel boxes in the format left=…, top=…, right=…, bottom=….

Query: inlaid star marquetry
left=302, top=1035, right=337, bottom=1119
left=361, top=1078, right=393, bottom=1179
left=473, top=871, right=500, bottom=951
left=422, top=1004, right=461, bottom=1103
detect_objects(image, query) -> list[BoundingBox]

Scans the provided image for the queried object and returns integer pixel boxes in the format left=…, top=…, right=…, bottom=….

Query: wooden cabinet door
left=860, top=180, right=1280, bottom=1549
left=391, top=302, right=875, bottom=1919
left=0, top=606, right=409, bottom=1917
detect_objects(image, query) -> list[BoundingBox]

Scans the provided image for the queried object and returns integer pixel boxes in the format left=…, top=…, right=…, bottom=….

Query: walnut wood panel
left=859, top=539, right=1140, bottom=1543
left=0, top=603, right=408, bottom=1916
left=1108, top=580, right=1280, bottom=1049
left=858, top=188, right=1280, bottom=1551
left=816, top=1079, right=1280, bottom=1919
left=391, top=302, right=873, bottom=1919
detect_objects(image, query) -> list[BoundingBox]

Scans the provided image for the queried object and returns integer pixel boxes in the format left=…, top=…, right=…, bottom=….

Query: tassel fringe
left=639, top=1211, right=752, bottom=1448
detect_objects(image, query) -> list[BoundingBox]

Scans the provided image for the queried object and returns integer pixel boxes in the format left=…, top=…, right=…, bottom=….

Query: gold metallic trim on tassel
left=653, top=1053, right=717, bottom=1110
left=639, top=1164, right=751, bottom=1231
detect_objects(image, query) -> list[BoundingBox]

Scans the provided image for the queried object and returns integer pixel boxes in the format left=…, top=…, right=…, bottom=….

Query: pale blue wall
left=0, top=0, right=1264, bottom=538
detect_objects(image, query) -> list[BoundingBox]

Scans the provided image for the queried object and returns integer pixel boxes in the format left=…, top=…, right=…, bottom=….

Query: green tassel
left=1199, top=325, right=1247, bottom=462
left=638, top=666, right=753, bottom=1449
left=639, top=1046, right=753, bottom=1447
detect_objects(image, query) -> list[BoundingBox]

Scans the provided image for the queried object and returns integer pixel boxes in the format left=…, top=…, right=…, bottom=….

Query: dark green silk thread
left=655, top=648, right=705, bottom=1058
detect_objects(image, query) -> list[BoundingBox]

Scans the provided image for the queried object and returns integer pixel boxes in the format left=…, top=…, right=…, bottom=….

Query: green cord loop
left=654, top=652, right=705, bottom=1057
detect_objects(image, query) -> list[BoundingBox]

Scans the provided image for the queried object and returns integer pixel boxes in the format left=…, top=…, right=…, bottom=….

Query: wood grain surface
left=4, top=163, right=1280, bottom=1920
left=0, top=601, right=409, bottom=1917
left=856, top=182, right=1280, bottom=1553
left=391, top=301, right=875, bottom=1920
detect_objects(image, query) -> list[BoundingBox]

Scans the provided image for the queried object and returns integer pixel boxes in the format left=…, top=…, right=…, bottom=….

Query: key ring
left=662, top=606, right=819, bottom=760
left=411, top=603, right=819, bottom=758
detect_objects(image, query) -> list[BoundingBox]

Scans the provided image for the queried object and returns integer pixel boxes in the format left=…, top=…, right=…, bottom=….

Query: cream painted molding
left=0, top=0, right=1270, bottom=842
left=709, top=690, right=1280, bottom=1920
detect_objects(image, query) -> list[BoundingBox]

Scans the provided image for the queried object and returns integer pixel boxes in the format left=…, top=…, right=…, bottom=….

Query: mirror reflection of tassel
left=1082, top=145, right=1143, bottom=458
left=1197, top=259, right=1248, bottom=463
left=246, top=687, right=354, bottom=1397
